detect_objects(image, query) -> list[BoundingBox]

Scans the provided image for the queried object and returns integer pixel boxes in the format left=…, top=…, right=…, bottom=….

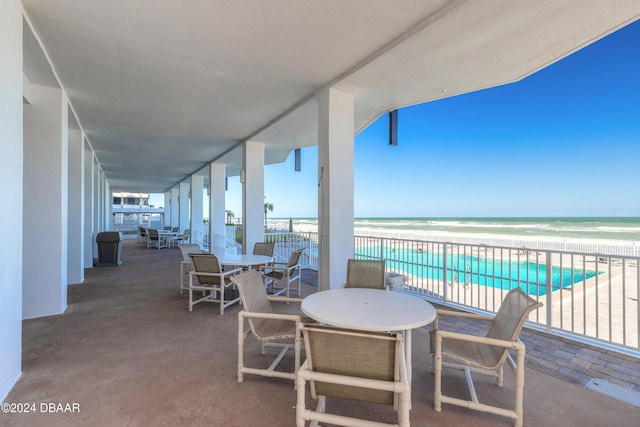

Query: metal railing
left=260, top=231, right=639, bottom=355
left=354, top=234, right=639, bottom=356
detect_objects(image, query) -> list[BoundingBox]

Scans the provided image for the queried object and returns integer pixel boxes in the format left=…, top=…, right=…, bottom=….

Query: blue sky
left=154, top=20, right=640, bottom=219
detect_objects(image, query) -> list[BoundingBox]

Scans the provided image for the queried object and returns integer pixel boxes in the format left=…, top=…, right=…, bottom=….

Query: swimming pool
left=356, top=248, right=598, bottom=296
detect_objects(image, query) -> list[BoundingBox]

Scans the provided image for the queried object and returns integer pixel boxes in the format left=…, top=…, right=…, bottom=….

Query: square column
left=170, top=186, right=179, bottom=229
left=67, top=127, right=84, bottom=284
left=23, top=83, right=69, bottom=318
left=163, top=191, right=172, bottom=227
left=317, top=87, right=355, bottom=291
left=209, top=163, right=226, bottom=254
left=179, top=182, right=190, bottom=237
left=83, top=142, right=94, bottom=268
left=191, top=175, right=204, bottom=244
left=242, top=141, right=265, bottom=254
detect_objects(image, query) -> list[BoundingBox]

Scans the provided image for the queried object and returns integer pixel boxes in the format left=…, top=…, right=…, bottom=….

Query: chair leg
left=434, top=333, right=442, bottom=412
left=514, top=346, right=525, bottom=427
left=219, top=286, right=225, bottom=315
left=188, top=275, right=194, bottom=312
left=296, top=374, right=307, bottom=427
left=238, top=313, right=245, bottom=383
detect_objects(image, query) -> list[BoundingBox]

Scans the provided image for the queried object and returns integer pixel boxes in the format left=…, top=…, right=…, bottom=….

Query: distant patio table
left=217, top=254, right=273, bottom=270
left=301, top=287, right=436, bottom=387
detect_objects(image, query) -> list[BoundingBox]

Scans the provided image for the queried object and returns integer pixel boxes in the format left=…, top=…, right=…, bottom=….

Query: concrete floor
left=1, top=239, right=639, bottom=426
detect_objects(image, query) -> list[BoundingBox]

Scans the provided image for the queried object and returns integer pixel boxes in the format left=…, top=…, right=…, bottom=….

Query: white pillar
left=210, top=163, right=226, bottom=254
left=242, top=141, right=265, bottom=254
left=179, top=182, right=190, bottom=237
left=317, top=87, right=355, bottom=291
left=104, top=178, right=111, bottom=231
left=191, top=175, right=204, bottom=244
left=83, top=142, right=94, bottom=268
left=23, top=83, right=69, bottom=318
left=0, top=0, right=24, bottom=400
left=92, top=158, right=100, bottom=256
left=67, top=127, right=84, bottom=284
left=164, top=191, right=171, bottom=227
left=170, top=186, right=179, bottom=229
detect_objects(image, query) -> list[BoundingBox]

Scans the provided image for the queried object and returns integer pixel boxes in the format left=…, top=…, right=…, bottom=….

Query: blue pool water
left=354, top=248, right=598, bottom=296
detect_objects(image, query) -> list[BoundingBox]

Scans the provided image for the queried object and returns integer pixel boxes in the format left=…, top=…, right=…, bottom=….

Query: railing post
left=546, top=251, right=553, bottom=332
left=442, top=243, right=448, bottom=304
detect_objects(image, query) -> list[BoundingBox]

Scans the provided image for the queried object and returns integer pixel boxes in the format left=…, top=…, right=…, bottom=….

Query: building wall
left=0, top=0, right=24, bottom=401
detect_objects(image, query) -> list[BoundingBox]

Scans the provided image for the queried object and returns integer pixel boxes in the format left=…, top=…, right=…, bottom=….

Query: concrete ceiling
left=21, top=0, right=640, bottom=193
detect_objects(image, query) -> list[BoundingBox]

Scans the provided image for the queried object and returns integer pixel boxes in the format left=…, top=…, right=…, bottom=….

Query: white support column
left=67, top=127, right=84, bottom=284
left=23, top=83, right=69, bottom=318
left=104, top=178, right=111, bottom=231
left=164, top=191, right=171, bottom=227
left=170, top=186, right=179, bottom=229
left=191, top=175, right=204, bottom=245
left=210, top=163, right=226, bottom=254
left=83, top=142, right=94, bottom=268
left=317, top=87, right=355, bottom=291
left=242, top=141, right=265, bottom=254
left=92, top=158, right=100, bottom=256
left=0, top=0, right=24, bottom=401
left=179, top=182, right=190, bottom=238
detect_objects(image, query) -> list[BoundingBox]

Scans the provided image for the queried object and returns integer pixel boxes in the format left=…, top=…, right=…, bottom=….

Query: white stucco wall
left=0, top=0, right=23, bottom=401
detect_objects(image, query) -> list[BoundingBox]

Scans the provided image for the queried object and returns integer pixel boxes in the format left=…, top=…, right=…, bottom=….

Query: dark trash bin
left=96, top=231, right=123, bottom=266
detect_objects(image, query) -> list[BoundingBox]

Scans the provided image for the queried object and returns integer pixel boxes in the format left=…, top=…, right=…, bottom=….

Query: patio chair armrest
left=435, top=329, right=524, bottom=350
left=267, top=296, right=303, bottom=303
left=239, top=310, right=302, bottom=323
left=297, top=364, right=409, bottom=393
left=262, top=266, right=287, bottom=274
left=221, top=267, right=242, bottom=277
left=436, top=309, right=492, bottom=321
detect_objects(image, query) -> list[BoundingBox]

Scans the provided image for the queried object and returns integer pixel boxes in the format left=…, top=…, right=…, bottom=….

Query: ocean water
left=271, top=217, right=640, bottom=242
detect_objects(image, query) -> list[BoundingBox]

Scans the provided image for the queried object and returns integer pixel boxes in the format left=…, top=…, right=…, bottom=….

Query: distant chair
left=261, top=249, right=304, bottom=297
left=432, top=287, right=543, bottom=427
left=137, top=226, right=147, bottom=245
left=250, top=242, right=275, bottom=270
left=178, top=244, right=202, bottom=294
left=188, top=254, right=241, bottom=314
left=230, top=270, right=304, bottom=385
left=253, top=242, right=275, bottom=257
left=344, top=259, right=386, bottom=290
left=170, top=229, right=190, bottom=247
left=296, top=323, right=410, bottom=427
left=146, top=228, right=167, bottom=250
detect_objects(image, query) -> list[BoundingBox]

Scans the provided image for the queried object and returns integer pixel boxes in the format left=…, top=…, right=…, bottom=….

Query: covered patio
left=4, top=0, right=640, bottom=416
left=1, top=240, right=638, bottom=426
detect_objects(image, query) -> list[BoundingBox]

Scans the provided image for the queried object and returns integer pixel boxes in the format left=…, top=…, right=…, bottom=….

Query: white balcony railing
left=263, top=231, right=639, bottom=356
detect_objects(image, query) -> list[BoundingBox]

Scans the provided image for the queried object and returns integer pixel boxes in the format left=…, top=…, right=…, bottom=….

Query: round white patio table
left=217, top=254, right=273, bottom=270
left=301, top=287, right=436, bottom=390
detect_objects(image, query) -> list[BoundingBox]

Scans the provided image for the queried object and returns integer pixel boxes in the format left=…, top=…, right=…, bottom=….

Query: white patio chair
left=432, top=287, right=543, bottom=427
left=178, top=244, right=202, bottom=294
left=188, top=253, right=241, bottom=315
left=296, top=323, right=410, bottom=427
left=230, top=270, right=304, bottom=385
left=260, top=248, right=304, bottom=297
left=344, top=258, right=386, bottom=290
